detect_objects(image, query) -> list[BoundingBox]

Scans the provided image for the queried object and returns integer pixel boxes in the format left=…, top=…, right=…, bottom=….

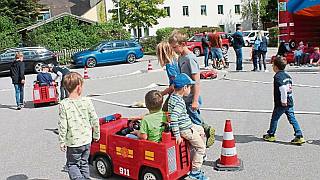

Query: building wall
left=104, top=0, right=252, bottom=36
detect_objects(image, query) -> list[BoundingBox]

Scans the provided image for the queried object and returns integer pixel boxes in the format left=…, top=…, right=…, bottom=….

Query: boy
left=10, top=52, right=25, bottom=110
left=168, top=73, right=208, bottom=180
left=263, top=56, right=305, bottom=145
left=131, top=90, right=167, bottom=142
left=58, top=72, right=100, bottom=180
left=309, top=47, right=320, bottom=66
left=37, top=64, right=54, bottom=85
left=49, top=64, right=70, bottom=100
left=169, top=30, right=215, bottom=148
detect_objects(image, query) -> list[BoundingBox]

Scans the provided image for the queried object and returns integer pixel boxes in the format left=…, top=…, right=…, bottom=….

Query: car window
left=114, top=42, right=125, bottom=48
left=243, top=32, right=250, bottom=36
left=189, top=35, right=202, bottom=42
left=128, top=42, right=137, bottom=47
left=249, top=32, right=256, bottom=37
left=0, top=52, right=16, bottom=61
left=23, top=51, right=36, bottom=58
left=101, top=43, right=113, bottom=50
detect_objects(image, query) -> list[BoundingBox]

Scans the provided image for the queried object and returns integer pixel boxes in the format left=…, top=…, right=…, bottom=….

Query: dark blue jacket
left=37, top=72, right=53, bottom=85
left=232, top=31, right=245, bottom=49
left=259, top=36, right=268, bottom=52
left=10, top=60, right=25, bottom=84
left=274, top=71, right=294, bottom=107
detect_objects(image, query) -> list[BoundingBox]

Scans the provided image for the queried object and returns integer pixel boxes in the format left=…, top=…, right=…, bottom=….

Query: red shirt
left=208, top=33, right=222, bottom=48
left=310, top=51, right=320, bottom=60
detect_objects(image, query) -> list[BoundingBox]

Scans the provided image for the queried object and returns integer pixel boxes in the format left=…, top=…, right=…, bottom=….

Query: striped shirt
left=168, top=93, right=193, bottom=138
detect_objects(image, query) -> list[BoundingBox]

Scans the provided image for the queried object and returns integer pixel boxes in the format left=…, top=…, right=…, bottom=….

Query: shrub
left=268, top=27, right=279, bottom=47
left=0, top=16, right=20, bottom=51
left=140, top=36, right=157, bottom=55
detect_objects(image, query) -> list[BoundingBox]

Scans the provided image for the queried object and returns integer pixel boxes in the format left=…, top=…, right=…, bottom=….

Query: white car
left=242, top=30, right=269, bottom=47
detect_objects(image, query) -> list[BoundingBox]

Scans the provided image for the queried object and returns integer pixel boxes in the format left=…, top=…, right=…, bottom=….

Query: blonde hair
left=63, top=72, right=83, bottom=93
left=168, top=30, right=188, bottom=45
left=15, top=52, right=23, bottom=59
left=156, top=41, right=177, bottom=67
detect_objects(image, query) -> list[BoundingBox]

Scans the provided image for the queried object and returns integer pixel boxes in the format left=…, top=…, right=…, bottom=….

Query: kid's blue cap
left=173, top=73, right=195, bottom=88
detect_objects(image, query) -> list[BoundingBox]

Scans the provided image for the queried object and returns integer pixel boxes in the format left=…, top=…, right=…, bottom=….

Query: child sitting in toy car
left=36, top=64, right=55, bottom=86
left=128, top=90, right=167, bottom=142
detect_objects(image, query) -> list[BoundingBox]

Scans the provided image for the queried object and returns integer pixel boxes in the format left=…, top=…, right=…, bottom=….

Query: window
left=164, top=6, right=170, bottom=17
left=235, top=5, right=240, bottom=14
left=144, top=27, right=149, bottom=37
left=183, top=6, right=189, bottom=16
left=37, top=9, right=51, bottom=21
left=219, top=25, right=225, bottom=32
left=218, top=5, right=223, bottom=14
left=114, top=42, right=125, bottom=48
left=201, top=5, right=207, bottom=16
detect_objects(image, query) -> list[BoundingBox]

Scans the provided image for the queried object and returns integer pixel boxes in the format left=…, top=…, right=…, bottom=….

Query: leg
left=186, top=102, right=203, bottom=125
left=262, top=52, right=267, bottom=70
left=13, top=84, right=20, bottom=107
left=67, top=146, right=85, bottom=180
left=253, top=51, right=258, bottom=70
left=204, top=47, right=209, bottom=67
left=285, top=107, right=303, bottom=137
left=258, top=51, right=262, bottom=70
left=267, top=106, right=285, bottom=135
left=60, top=85, right=64, bottom=100
left=80, top=144, right=90, bottom=179
left=19, top=84, right=24, bottom=105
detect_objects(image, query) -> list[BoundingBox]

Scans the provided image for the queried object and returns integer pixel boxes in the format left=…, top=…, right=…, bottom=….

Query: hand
left=281, top=102, right=288, bottom=107
left=176, top=137, right=183, bottom=145
left=191, top=101, right=199, bottom=111
left=93, top=138, right=99, bottom=142
left=131, top=130, right=139, bottom=135
left=21, top=80, right=25, bottom=84
left=60, top=144, right=66, bottom=152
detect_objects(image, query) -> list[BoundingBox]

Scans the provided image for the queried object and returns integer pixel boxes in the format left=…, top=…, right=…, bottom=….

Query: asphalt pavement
left=1, top=47, right=320, bottom=180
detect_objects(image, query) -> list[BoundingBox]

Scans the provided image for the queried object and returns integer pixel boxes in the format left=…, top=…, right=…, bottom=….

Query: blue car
left=71, top=40, right=144, bottom=67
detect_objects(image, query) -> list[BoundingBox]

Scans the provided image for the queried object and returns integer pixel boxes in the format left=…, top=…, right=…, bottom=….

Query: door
left=112, top=42, right=128, bottom=62
left=95, top=42, right=115, bottom=63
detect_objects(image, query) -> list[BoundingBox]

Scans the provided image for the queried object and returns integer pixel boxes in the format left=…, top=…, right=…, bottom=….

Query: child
left=263, top=56, right=305, bottom=145
left=49, top=64, right=70, bottom=100
left=309, top=47, right=320, bottom=66
left=168, top=73, right=208, bottom=180
left=169, top=30, right=215, bottom=148
left=37, top=64, right=54, bottom=85
left=294, top=41, right=304, bottom=66
left=156, top=41, right=180, bottom=111
left=10, top=52, right=25, bottom=110
left=58, top=72, right=100, bottom=179
left=130, top=90, right=167, bottom=142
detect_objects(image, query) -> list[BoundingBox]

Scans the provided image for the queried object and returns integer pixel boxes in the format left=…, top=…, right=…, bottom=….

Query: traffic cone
left=83, top=66, right=89, bottom=79
left=214, top=119, right=243, bottom=171
left=147, top=60, right=153, bottom=71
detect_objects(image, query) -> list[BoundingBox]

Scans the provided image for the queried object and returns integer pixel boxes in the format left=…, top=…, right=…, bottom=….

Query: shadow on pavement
left=306, top=140, right=320, bottom=146
left=6, top=174, right=49, bottom=180
left=203, top=160, right=215, bottom=167
left=215, top=134, right=264, bottom=143
left=44, top=128, right=59, bottom=135
left=0, top=104, right=16, bottom=110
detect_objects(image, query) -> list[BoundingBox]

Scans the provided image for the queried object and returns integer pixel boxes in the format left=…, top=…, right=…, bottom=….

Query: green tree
left=0, top=0, right=41, bottom=28
left=241, top=0, right=268, bottom=29
left=111, top=0, right=167, bottom=39
left=0, top=16, right=20, bottom=50
left=260, top=0, right=278, bottom=24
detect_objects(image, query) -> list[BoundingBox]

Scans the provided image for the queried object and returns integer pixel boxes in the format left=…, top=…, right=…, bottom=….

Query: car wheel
left=95, top=156, right=112, bottom=178
left=140, top=167, right=162, bottom=180
left=244, top=40, right=250, bottom=47
left=86, top=57, right=97, bottom=68
left=34, top=62, right=44, bottom=73
left=193, top=47, right=201, bottom=57
left=127, top=54, right=136, bottom=63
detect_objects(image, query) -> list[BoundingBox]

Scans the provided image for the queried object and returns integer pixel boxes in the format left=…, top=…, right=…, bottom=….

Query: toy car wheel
left=193, top=47, right=201, bottom=57
left=200, top=74, right=204, bottom=79
left=140, top=167, right=162, bottom=180
left=127, top=53, right=136, bottom=63
left=95, top=156, right=112, bottom=178
left=86, top=57, right=97, bottom=68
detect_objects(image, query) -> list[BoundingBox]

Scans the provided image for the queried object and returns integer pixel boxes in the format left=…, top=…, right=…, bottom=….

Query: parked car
left=186, top=32, right=230, bottom=57
left=242, top=30, right=269, bottom=47
left=0, top=47, right=58, bottom=74
left=71, top=40, right=144, bottom=68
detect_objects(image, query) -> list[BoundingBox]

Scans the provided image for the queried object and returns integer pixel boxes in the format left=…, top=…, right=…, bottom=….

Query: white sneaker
left=204, top=66, right=210, bottom=70
left=264, top=70, right=269, bottom=72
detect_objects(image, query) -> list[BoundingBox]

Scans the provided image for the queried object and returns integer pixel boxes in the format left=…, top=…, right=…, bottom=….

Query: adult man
left=208, top=29, right=226, bottom=69
left=10, top=52, right=25, bottom=110
left=233, top=26, right=245, bottom=71
left=49, top=64, right=70, bottom=100
left=201, top=31, right=210, bottom=69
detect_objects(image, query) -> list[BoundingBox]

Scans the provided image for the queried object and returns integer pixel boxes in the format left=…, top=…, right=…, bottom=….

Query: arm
left=161, top=85, right=174, bottom=96
left=58, top=103, right=68, bottom=151
left=191, top=73, right=200, bottom=110
left=279, top=85, right=289, bottom=106
left=88, top=99, right=100, bottom=141
left=20, top=62, right=25, bottom=84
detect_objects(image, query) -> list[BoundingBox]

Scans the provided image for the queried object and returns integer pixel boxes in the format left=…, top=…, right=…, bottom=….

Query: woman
left=156, top=41, right=180, bottom=111
left=10, top=52, right=25, bottom=110
left=257, top=31, right=268, bottom=71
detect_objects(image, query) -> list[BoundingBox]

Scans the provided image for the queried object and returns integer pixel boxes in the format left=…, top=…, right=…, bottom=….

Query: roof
left=18, top=12, right=96, bottom=33
left=288, top=0, right=320, bottom=16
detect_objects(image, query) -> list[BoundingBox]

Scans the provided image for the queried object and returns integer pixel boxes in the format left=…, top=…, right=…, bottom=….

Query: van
left=242, top=30, right=269, bottom=47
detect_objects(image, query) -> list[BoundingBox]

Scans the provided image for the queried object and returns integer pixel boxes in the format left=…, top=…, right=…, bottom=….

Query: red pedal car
left=200, top=69, right=218, bottom=79
left=32, top=82, right=59, bottom=107
left=90, top=115, right=191, bottom=180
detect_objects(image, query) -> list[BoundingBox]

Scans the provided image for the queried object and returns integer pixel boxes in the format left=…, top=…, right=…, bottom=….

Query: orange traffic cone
left=214, top=119, right=243, bottom=171
left=147, top=60, right=153, bottom=71
left=83, top=66, right=90, bottom=79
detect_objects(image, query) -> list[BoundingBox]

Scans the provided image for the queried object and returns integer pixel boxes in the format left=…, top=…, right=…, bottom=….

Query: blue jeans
left=67, top=144, right=91, bottom=180
left=203, top=47, right=209, bottom=67
left=186, top=96, right=203, bottom=125
left=234, top=48, right=243, bottom=70
left=267, top=106, right=303, bottom=137
left=253, top=50, right=259, bottom=70
left=14, top=84, right=24, bottom=106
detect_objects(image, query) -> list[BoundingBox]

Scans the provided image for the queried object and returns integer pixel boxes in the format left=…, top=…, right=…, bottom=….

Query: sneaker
left=189, top=170, right=209, bottom=180
left=291, top=136, right=305, bottom=145
left=204, top=66, right=210, bottom=70
left=263, top=134, right=276, bottom=142
left=206, top=127, right=215, bottom=148
left=16, top=106, right=21, bottom=110
left=264, top=70, right=269, bottom=72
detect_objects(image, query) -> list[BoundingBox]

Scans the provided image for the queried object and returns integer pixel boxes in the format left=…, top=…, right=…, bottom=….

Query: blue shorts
left=211, top=48, right=223, bottom=59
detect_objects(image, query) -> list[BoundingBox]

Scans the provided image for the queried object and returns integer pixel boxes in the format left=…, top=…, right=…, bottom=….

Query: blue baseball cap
left=173, top=73, right=195, bottom=88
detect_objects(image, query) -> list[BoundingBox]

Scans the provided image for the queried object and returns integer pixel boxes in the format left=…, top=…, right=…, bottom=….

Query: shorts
left=211, top=48, right=223, bottom=60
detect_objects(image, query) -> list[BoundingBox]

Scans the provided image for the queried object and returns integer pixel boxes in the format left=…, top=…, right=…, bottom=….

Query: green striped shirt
left=168, top=93, right=193, bottom=138
left=58, top=97, right=100, bottom=147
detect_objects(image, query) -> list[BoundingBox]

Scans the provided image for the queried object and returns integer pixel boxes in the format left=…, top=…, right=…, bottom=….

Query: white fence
left=53, top=49, right=86, bottom=63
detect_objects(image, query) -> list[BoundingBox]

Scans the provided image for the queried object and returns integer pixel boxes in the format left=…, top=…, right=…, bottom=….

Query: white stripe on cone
left=221, top=147, right=237, bottom=156
left=223, top=132, right=234, bottom=140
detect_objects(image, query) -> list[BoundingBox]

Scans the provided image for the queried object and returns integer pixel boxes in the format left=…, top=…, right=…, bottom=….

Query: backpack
left=253, top=39, right=261, bottom=50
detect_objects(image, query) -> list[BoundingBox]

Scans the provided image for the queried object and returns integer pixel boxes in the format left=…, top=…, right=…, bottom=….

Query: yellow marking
left=145, top=151, right=155, bottom=161
left=100, top=144, right=106, bottom=152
